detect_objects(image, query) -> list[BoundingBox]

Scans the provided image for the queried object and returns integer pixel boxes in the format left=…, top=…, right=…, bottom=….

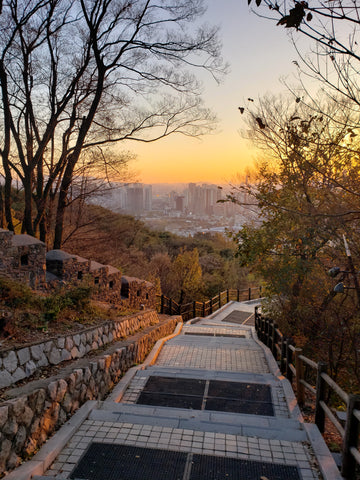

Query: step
left=91, top=402, right=307, bottom=442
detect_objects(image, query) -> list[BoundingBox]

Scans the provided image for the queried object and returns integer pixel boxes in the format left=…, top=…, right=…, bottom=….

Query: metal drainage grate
left=189, top=454, right=301, bottom=480
left=221, top=310, right=252, bottom=324
left=70, top=443, right=187, bottom=480
left=136, top=377, right=274, bottom=416
left=184, top=332, right=245, bottom=338
left=137, top=376, right=205, bottom=409
left=205, top=397, right=274, bottom=415
left=141, top=376, right=206, bottom=395
left=208, top=381, right=272, bottom=402
left=137, top=391, right=204, bottom=409
left=206, top=380, right=274, bottom=416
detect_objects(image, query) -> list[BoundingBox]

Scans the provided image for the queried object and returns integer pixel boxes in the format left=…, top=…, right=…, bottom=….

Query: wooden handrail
left=156, top=287, right=262, bottom=320
left=255, top=311, right=360, bottom=480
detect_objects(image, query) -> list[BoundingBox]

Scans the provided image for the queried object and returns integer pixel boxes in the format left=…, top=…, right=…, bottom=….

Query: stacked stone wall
left=0, top=316, right=179, bottom=473
left=0, top=230, right=46, bottom=288
left=0, top=310, right=160, bottom=389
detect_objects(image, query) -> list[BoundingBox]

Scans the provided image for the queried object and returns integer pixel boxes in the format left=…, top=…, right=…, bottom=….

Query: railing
left=255, top=307, right=360, bottom=480
left=156, top=286, right=262, bottom=322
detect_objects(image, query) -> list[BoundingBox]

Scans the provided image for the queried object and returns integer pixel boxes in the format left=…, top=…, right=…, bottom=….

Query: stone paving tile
left=44, top=420, right=320, bottom=479
left=181, top=326, right=250, bottom=337
left=155, top=344, right=269, bottom=373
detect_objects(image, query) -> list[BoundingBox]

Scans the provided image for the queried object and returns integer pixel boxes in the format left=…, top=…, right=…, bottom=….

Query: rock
left=0, top=439, right=12, bottom=472
left=14, top=425, right=27, bottom=452
left=12, top=367, right=26, bottom=383
left=48, top=381, right=58, bottom=401
left=61, top=349, right=71, bottom=361
left=25, top=360, right=37, bottom=377
left=70, top=346, right=80, bottom=359
left=0, top=371, right=12, bottom=388
left=17, top=347, right=30, bottom=366
left=56, top=379, right=68, bottom=403
left=3, top=417, right=18, bottom=436
left=48, top=347, right=61, bottom=365
left=30, top=344, right=44, bottom=361
left=0, top=406, right=8, bottom=428
left=3, top=351, right=18, bottom=374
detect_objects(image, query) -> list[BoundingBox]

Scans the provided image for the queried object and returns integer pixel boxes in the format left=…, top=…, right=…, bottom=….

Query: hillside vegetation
left=60, top=202, right=251, bottom=303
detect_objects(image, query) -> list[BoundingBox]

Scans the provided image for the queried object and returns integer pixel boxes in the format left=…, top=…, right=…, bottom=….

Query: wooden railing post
left=193, top=301, right=196, bottom=319
left=248, top=287, right=251, bottom=300
left=169, top=298, right=172, bottom=315
left=271, top=322, right=278, bottom=359
left=280, top=336, right=287, bottom=374
left=219, top=292, right=221, bottom=308
left=209, top=298, right=213, bottom=314
left=237, top=289, right=240, bottom=301
left=342, top=394, right=360, bottom=479
left=160, top=295, right=164, bottom=314
left=315, top=362, right=328, bottom=433
left=286, top=339, right=293, bottom=383
left=202, top=302, right=205, bottom=317
left=295, top=348, right=305, bottom=407
left=227, top=289, right=230, bottom=303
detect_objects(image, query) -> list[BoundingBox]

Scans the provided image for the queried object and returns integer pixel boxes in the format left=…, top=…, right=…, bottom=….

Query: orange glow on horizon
left=125, top=132, right=257, bottom=184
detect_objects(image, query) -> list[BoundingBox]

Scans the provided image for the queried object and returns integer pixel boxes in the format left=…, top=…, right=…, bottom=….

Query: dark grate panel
left=70, top=443, right=187, bottom=480
left=205, top=397, right=274, bottom=416
left=137, top=391, right=203, bottom=409
left=189, top=454, right=302, bottom=480
left=142, top=376, right=206, bottom=395
left=208, top=381, right=272, bottom=402
left=222, top=311, right=252, bottom=324
left=184, top=332, right=245, bottom=338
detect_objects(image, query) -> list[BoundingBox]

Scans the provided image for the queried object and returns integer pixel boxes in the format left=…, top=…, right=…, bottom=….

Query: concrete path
left=6, top=301, right=342, bottom=480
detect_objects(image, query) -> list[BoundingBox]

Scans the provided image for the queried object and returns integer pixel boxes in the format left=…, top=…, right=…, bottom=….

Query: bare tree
left=0, top=0, right=225, bottom=247
left=247, top=0, right=360, bottom=107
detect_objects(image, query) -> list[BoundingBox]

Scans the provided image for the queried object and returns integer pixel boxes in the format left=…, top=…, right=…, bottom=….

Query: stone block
left=73, top=334, right=81, bottom=346
left=70, top=346, right=80, bottom=359
left=61, top=349, right=71, bottom=362
left=25, top=360, right=37, bottom=377
left=14, top=425, right=27, bottom=452
left=0, top=406, right=9, bottom=428
left=48, top=381, right=58, bottom=401
left=78, top=343, right=86, bottom=357
left=3, top=350, right=18, bottom=374
left=0, top=370, right=12, bottom=388
left=57, top=337, right=65, bottom=349
left=65, top=336, right=73, bottom=350
left=18, top=406, right=33, bottom=427
left=56, top=379, right=68, bottom=402
left=48, top=347, right=61, bottom=365
left=3, top=417, right=18, bottom=436
left=17, top=347, right=30, bottom=366
left=30, top=344, right=44, bottom=361
left=43, top=341, right=54, bottom=353
left=35, top=353, right=48, bottom=368
left=12, top=367, right=26, bottom=383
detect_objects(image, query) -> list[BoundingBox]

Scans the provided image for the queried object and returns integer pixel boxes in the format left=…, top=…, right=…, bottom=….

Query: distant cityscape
left=92, top=182, right=257, bottom=236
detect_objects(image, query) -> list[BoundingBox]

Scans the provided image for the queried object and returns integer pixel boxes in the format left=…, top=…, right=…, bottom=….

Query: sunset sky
left=127, top=0, right=298, bottom=184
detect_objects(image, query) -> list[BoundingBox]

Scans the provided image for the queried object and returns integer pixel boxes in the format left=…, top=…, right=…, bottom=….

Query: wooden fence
left=156, top=286, right=262, bottom=321
left=255, top=307, right=360, bottom=480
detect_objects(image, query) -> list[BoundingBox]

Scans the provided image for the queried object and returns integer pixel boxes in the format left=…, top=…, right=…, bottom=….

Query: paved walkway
left=6, top=301, right=342, bottom=480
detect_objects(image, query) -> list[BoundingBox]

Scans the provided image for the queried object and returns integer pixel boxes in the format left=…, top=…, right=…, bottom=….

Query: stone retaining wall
left=0, top=310, right=160, bottom=389
left=0, top=316, right=179, bottom=473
